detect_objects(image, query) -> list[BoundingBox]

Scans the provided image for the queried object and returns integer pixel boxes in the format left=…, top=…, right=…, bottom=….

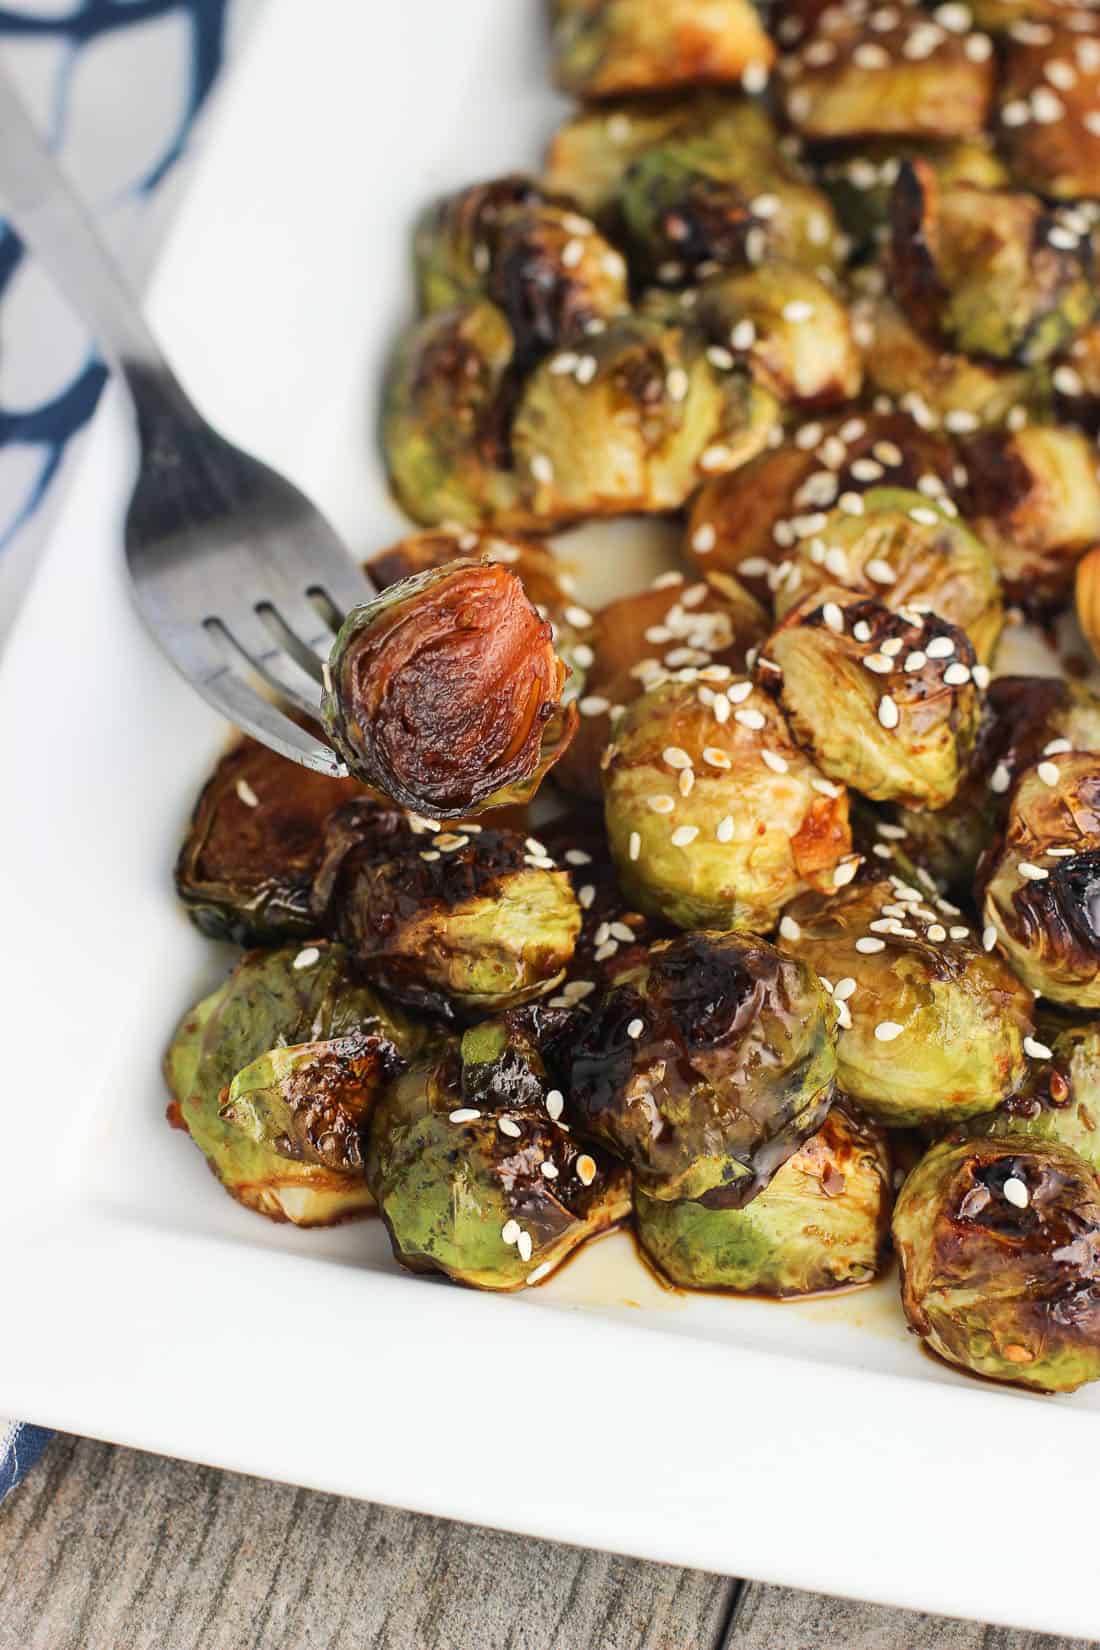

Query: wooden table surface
left=1, top=1433, right=1092, bottom=1650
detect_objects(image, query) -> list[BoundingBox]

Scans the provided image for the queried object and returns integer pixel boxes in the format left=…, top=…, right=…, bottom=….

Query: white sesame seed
left=517, top=1231, right=534, bottom=1263
left=742, top=60, right=769, bottom=93
left=627, top=1018, right=645, bottom=1040
left=780, top=915, right=802, bottom=941
left=1031, top=86, right=1064, bottom=123
left=903, top=651, right=926, bottom=672
left=982, top=924, right=997, bottom=951
left=865, top=654, right=893, bottom=675
left=498, top=1116, right=522, bottom=1139
left=700, top=445, right=736, bottom=472
left=875, top=1020, right=904, bottom=1042
left=944, top=663, right=971, bottom=687
left=762, top=750, right=789, bottom=774
left=731, top=319, right=757, bottom=350
left=1054, top=366, right=1084, bottom=397
left=878, top=695, right=900, bottom=730
left=834, top=977, right=857, bottom=1001
left=692, top=523, right=717, bottom=554
left=1001, top=99, right=1031, bottom=128
left=545, top=1091, right=565, bottom=1123
left=865, top=558, right=897, bottom=585
left=838, top=492, right=865, bottom=516
left=735, top=708, right=766, bottom=732
left=666, top=365, right=690, bottom=399
left=648, top=794, right=676, bottom=814
left=531, top=454, right=555, bottom=485
left=783, top=299, right=816, bottom=323
left=1002, top=1177, right=1029, bottom=1209
left=712, top=696, right=731, bottom=726
left=1037, top=761, right=1060, bottom=787
left=420, top=851, right=441, bottom=863
left=972, top=665, right=991, bottom=690
left=628, top=832, right=641, bottom=862
left=450, top=1108, right=481, bottom=1123
left=813, top=776, right=842, bottom=799
left=293, top=947, right=321, bottom=971
left=703, top=746, right=732, bottom=770
left=1019, top=863, right=1049, bottom=881
left=927, top=924, right=947, bottom=942
left=823, top=548, right=849, bottom=579
left=857, top=937, right=886, bottom=954
left=711, top=815, right=733, bottom=845
left=943, top=410, right=979, bottom=433
left=1024, top=1037, right=1053, bottom=1061
left=671, top=825, right=699, bottom=847
left=965, top=31, right=991, bottom=59
left=833, top=858, right=860, bottom=887
left=575, top=355, right=598, bottom=385
left=235, top=778, right=259, bottom=807
left=502, top=1219, right=521, bottom=1245
left=579, top=695, right=610, bottom=717
left=852, top=621, right=872, bottom=644
left=576, top=1154, right=597, bottom=1186
left=990, top=762, right=1012, bottom=795
left=527, top=1261, right=554, bottom=1285
left=924, top=637, right=954, bottom=660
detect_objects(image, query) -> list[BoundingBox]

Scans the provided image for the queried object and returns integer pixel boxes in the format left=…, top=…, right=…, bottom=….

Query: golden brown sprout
left=1077, top=543, right=1100, bottom=664
left=781, top=3, right=994, bottom=140
left=859, top=295, right=1042, bottom=429
left=691, top=265, right=862, bottom=409
left=981, top=750, right=1100, bottom=1008
left=550, top=0, right=774, bottom=101
left=553, top=570, right=768, bottom=801
left=888, top=161, right=1096, bottom=365
left=760, top=587, right=981, bottom=810
left=996, top=24, right=1100, bottom=199
left=772, top=488, right=1003, bottom=661
left=781, top=875, right=1035, bottom=1126
left=603, top=676, right=854, bottom=932
left=962, top=423, right=1100, bottom=610
left=683, top=411, right=959, bottom=601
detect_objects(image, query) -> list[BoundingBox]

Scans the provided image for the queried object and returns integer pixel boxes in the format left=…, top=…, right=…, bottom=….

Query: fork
left=0, top=66, right=372, bottom=776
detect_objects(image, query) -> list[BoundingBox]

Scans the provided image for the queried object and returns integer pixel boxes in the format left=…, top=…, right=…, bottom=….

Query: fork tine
left=207, top=609, right=326, bottom=720
left=202, top=668, right=348, bottom=775
left=264, top=529, right=375, bottom=624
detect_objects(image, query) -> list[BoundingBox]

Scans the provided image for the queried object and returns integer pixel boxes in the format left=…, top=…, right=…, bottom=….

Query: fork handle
left=0, top=61, right=194, bottom=418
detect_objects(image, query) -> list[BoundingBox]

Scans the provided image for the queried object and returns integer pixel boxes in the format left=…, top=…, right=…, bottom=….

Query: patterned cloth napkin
left=0, top=0, right=258, bottom=1499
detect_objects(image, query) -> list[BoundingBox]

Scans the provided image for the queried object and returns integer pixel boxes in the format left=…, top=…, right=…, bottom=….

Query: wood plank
left=726, top=1581, right=1096, bottom=1650
left=0, top=1433, right=736, bottom=1650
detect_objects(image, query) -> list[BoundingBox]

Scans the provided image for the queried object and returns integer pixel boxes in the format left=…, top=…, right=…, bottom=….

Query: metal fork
left=0, top=66, right=372, bottom=775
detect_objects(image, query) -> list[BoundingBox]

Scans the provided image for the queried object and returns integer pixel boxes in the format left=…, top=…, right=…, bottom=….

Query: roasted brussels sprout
left=635, top=1104, right=891, bottom=1295
left=321, top=559, right=576, bottom=817
left=961, top=424, right=1100, bottom=610
left=365, top=1018, right=630, bottom=1290
left=817, top=136, right=1009, bottom=261
left=996, top=24, right=1100, bottom=200
left=382, top=300, right=522, bottom=529
left=967, top=1018, right=1100, bottom=1181
left=761, top=589, right=981, bottom=811
left=980, top=751, right=1100, bottom=1009
left=603, top=676, right=854, bottom=932
left=859, top=296, right=1040, bottom=430
left=690, top=266, right=862, bottom=409
left=413, top=177, right=628, bottom=365
left=888, top=162, right=1096, bottom=366
left=314, top=799, right=581, bottom=1020
left=550, top=0, right=774, bottom=101
left=174, top=735, right=362, bottom=945
left=511, top=314, right=778, bottom=519
left=553, top=569, right=768, bottom=801
left=780, top=876, right=1034, bottom=1126
left=781, top=3, right=994, bottom=140
left=772, top=488, right=1003, bottom=661
left=165, top=942, right=422, bottom=1224
left=894, top=1135, right=1100, bottom=1393
left=682, top=411, right=959, bottom=600
left=539, top=809, right=668, bottom=996
left=565, top=930, right=836, bottom=1202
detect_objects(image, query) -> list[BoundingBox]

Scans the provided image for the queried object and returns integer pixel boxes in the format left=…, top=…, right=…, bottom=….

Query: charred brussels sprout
left=961, top=424, right=1100, bottom=611
left=314, top=800, right=581, bottom=1020
left=553, top=570, right=768, bottom=801
left=818, top=137, right=1008, bottom=261
left=512, top=315, right=778, bottom=519
left=566, top=930, right=837, bottom=1202
left=365, top=1019, right=629, bottom=1290
left=967, top=1018, right=1100, bottom=1181
left=165, top=942, right=422, bottom=1225
left=780, top=877, right=1034, bottom=1127
left=691, top=266, right=862, bottom=410
left=603, top=677, right=854, bottom=932
left=174, top=736, right=362, bottom=945
left=894, top=1136, right=1100, bottom=1393
left=781, top=3, right=994, bottom=140
left=413, top=177, right=628, bottom=363
left=682, top=411, right=959, bottom=599
left=761, top=590, right=981, bottom=811
left=996, top=25, right=1100, bottom=201
left=636, top=1105, right=891, bottom=1295
left=888, top=162, right=1096, bottom=366
left=321, top=559, right=576, bottom=817
left=550, top=0, right=774, bottom=101
left=382, top=300, right=521, bottom=530
left=859, top=296, right=1040, bottom=431
left=981, top=752, right=1100, bottom=1009
left=773, top=488, right=1002, bottom=661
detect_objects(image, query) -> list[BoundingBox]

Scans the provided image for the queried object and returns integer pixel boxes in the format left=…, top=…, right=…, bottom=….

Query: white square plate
left=4, top=2, right=1100, bottom=1635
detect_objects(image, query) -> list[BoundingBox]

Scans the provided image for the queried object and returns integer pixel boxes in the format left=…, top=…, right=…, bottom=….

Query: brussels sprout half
left=966, top=1017, right=1100, bottom=1181
left=859, top=297, right=1042, bottom=432
left=981, top=751, right=1100, bottom=1009
left=772, top=487, right=1002, bottom=662
left=691, top=265, right=862, bottom=410
left=782, top=3, right=994, bottom=140
left=366, top=1017, right=630, bottom=1291
left=604, top=676, right=854, bottom=932
left=636, top=1104, right=892, bottom=1296
left=761, top=588, right=981, bottom=811
left=996, top=25, right=1100, bottom=200
left=174, top=735, right=363, bottom=946
left=780, top=876, right=1034, bottom=1127
left=816, top=137, right=1009, bottom=262
left=565, top=930, right=837, bottom=1202
left=894, top=1135, right=1100, bottom=1393
left=322, top=559, right=577, bottom=818
left=961, top=424, right=1100, bottom=611
left=165, top=942, right=425, bottom=1225
left=550, top=0, right=774, bottom=101
left=888, top=162, right=1096, bottom=366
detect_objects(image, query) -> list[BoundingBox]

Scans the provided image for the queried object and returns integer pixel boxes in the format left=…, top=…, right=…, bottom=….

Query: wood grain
left=0, top=1433, right=736, bottom=1650
left=726, top=1581, right=1097, bottom=1650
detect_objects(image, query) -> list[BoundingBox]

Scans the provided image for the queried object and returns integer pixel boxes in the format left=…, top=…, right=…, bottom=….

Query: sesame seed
left=943, top=663, right=971, bottom=686
left=762, top=750, right=789, bottom=774
left=1054, top=366, right=1084, bottom=397
left=531, top=454, right=555, bottom=485
left=904, top=651, right=927, bottom=671
left=1003, top=1177, right=1029, bottom=1209
left=527, top=1261, right=554, bottom=1286
left=703, top=747, right=732, bottom=769
left=1001, top=99, right=1031, bottom=127
left=700, top=445, right=735, bottom=472
left=663, top=745, right=692, bottom=769
left=502, top=1219, right=521, bottom=1245
left=854, top=41, right=890, bottom=67
left=865, top=558, right=897, bottom=586
left=678, top=769, right=695, bottom=798
left=879, top=694, right=899, bottom=731
left=780, top=915, right=802, bottom=941
left=628, top=832, right=641, bottom=862
left=833, top=858, right=860, bottom=887
left=420, top=850, right=441, bottom=863
left=972, top=665, right=991, bottom=690
left=857, top=937, right=886, bottom=954
left=796, top=422, right=825, bottom=450
left=927, top=923, right=947, bottom=942
left=738, top=557, right=771, bottom=579
left=944, top=410, right=979, bottom=434
left=450, top=1108, right=481, bottom=1123
left=965, top=31, right=991, bottom=59
left=821, top=601, right=845, bottom=634
left=925, top=636, right=955, bottom=659
left=692, top=523, right=717, bottom=554
left=875, top=1021, right=903, bottom=1042
left=1024, top=1037, right=1053, bottom=1061
left=579, top=695, right=610, bottom=717
left=742, top=61, right=769, bottom=93
left=498, top=1116, right=522, bottom=1139
left=576, top=1154, right=597, bottom=1186
left=716, top=816, right=735, bottom=843
left=948, top=925, right=969, bottom=941
left=852, top=620, right=872, bottom=643
left=712, top=696, right=731, bottom=726
left=990, top=762, right=1011, bottom=794
left=648, top=794, right=675, bottom=813
left=838, top=492, right=865, bottom=516
left=731, top=319, right=757, bottom=350
left=671, top=825, right=699, bottom=847
left=1031, top=87, right=1064, bottom=123
left=735, top=708, right=766, bottom=731
left=1019, top=863, right=1049, bottom=881
left=1038, top=761, right=1060, bottom=786
left=982, top=925, right=997, bottom=951
left=824, top=548, right=850, bottom=578
left=783, top=299, right=816, bottom=323
left=575, top=355, right=598, bottom=385
left=626, top=1018, right=645, bottom=1040
left=517, top=1231, right=534, bottom=1263
left=864, top=654, right=893, bottom=674
left=293, top=947, right=320, bottom=970
left=872, top=441, right=903, bottom=466
left=235, top=778, right=259, bottom=807
left=565, top=604, right=593, bottom=629
left=834, top=977, right=857, bottom=1001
